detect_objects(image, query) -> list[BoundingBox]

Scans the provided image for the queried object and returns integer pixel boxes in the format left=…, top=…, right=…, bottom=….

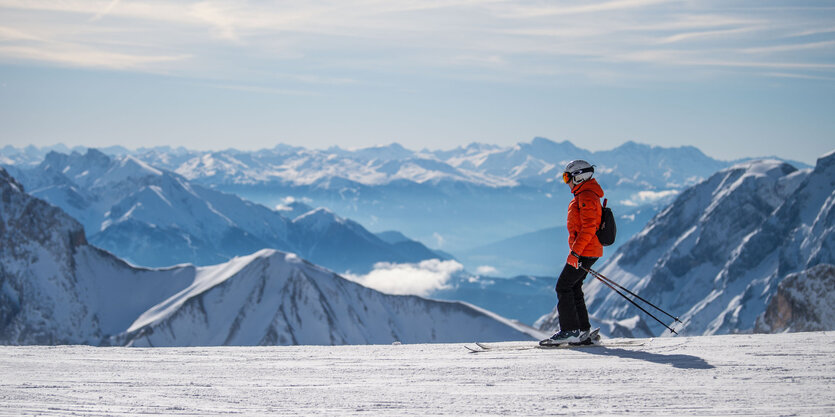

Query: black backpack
left=596, top=198, right=617, bottom=246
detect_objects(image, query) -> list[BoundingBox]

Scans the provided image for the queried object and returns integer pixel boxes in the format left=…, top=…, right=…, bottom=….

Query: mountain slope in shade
left=539, top=151, right=835, bottom=337
left=0, top=167, right=538, bottom=346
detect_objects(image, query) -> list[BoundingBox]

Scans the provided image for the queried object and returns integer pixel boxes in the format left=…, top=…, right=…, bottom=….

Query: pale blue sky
left=1, top=0, right=833, bottom=164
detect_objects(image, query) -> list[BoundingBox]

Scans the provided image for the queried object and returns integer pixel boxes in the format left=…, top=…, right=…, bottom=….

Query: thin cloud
left=763, top=72, right=835, bottom=81
left=0, top=25, right=45, bottom=42
left=788, top=27, right=835, bottom=38
left=496, top=0, right=674, bottom=18
left=476, top=265, right=499, bottom=275
left=614, top=49, right=835, bottom=72
left=188, top=1, right=241, bottom=42
left=0, top=44, right=190, bottom=70
left=90, top=0, right=122, bottom=22
left=0, top=0, right=833, bottom=82
left=658, top=27, right=761, bottom=44
left=741, top=40, right=835, bottom=55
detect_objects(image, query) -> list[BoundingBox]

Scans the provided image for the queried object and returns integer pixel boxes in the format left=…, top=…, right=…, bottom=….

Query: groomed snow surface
left=1, top=332, right=833, bottom=416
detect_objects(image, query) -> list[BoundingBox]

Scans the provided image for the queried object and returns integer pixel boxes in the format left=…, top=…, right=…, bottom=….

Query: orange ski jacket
left=567, top=178, right=604, bottom=258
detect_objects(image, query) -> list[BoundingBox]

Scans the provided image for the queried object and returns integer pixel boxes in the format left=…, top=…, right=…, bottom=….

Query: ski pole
left=580, top=266, right=679, bottom=335
left=582, top=266, right=682, bottom=325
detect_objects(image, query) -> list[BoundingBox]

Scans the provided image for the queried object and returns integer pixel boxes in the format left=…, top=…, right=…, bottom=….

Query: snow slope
left=0, top=332, right=832, bottom=416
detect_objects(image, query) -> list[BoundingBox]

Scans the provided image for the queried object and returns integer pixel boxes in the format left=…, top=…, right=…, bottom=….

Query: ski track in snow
left=0, top=332, right=833, bottom=416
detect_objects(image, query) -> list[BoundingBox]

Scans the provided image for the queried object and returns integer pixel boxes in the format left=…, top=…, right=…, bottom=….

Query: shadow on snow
left=581, top=347, right=715, bottom=370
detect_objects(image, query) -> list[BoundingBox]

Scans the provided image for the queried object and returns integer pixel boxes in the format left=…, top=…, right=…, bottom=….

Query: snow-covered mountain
left=114, top=138, right=741, bottom=275
left=1, top=140, right=808, bottom=278
left=107, top=138, right=729, bottom=190
left=537, top=150, right=835, bottom=337
left=0, top=144, right=87, bottom=166
left=5, top=149, right=444, bottom=273
left=0, top=167, right=539, bottom=346
left=116, top=249, right=537, bottom=347
left=144, top=143, right=511, bottom=188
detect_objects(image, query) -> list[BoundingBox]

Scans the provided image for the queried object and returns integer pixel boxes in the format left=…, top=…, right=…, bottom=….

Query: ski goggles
left=562, top=167, right=594, bottom=184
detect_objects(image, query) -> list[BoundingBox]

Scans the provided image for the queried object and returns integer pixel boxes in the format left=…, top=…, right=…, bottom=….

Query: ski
left=465, top=343, right=537, bottom=353
left=536, top=339, right=646, bottom=349
left=465, top=340, right=645, bottom=353
left=465, top=334, right=646, bottom=353
left=464, top=345, right=482, bottom=353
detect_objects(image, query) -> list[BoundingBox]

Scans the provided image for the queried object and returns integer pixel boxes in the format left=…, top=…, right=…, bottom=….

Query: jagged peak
left=293, top=207, right=353, bottom=235
left=367, top=142, right=408, bottom=152
left=606, top=141, right=709, bottom=159
left=117, top=155, right=163, bottom=177
left=530, top=137, right=558, bottom=147
left=293, top=207, right=340, bottom=222
left=83, top=148, right=112, bottom=164
left=41, top=150, right=70, bottom=169
left=815, top=148, right=835, bottom=170
left=0, top=166, right=24, bottom=193
left=464, top=142, right=499, bottom=151
left=618, top=140, right=661, bottom=150
left=725, top=158, right=795, bottom=179
left=518, top=137, right=585, bottom=155
left=351, top=142, right=415, bottom=161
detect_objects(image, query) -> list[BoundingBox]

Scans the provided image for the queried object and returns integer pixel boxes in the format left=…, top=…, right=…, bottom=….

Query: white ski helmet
left=563, top=160, right=594, bottom=185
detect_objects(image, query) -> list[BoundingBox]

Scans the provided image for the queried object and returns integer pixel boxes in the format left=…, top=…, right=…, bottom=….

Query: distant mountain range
left=536, top=150, right=835, bottom=337
left=3, top=140, right=827, bottom=335
left=4, top=139, right=808, bottom=188
left=4, top=138, right=799, bottom=277
left=2, top=149, right=445, bottom=274
left=0, top=167, right=540, bottom=346
left=3, top=140, right=832, bottom=340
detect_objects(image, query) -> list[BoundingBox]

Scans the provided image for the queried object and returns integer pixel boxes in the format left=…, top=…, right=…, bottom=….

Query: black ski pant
left=555, top=256, right=597, bottom=332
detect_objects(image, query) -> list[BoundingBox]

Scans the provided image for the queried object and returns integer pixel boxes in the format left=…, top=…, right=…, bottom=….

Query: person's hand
left=567, top=252, right=580, bottom=269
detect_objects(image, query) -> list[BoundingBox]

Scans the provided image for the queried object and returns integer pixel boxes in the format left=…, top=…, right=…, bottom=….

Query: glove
left=567, top=252, right=580, bottom=269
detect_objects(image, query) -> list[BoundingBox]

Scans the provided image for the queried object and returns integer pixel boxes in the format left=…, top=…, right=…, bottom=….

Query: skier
left=541, top=159, right=604, bottom=346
